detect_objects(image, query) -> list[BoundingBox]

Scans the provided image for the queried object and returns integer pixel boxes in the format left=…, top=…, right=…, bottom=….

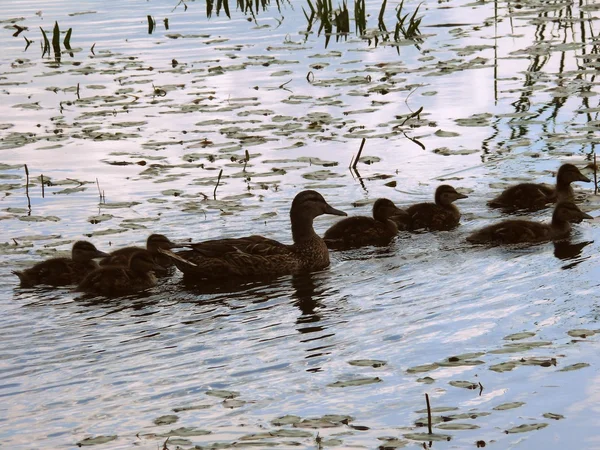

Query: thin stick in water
left=24, top=164, right=31, bottom=211
left=213, top=169, right=223, bottom=199
left=41, top=174, right=45, bottom=198
left=594, top=153, right=597, bottom=195
left=425, top=393, right=432, bottom=435
left=352, top=138, right=366, bottom=170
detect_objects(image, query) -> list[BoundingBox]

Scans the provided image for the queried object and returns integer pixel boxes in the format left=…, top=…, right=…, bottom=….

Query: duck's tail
left=12, top=270, right=27, bottom=286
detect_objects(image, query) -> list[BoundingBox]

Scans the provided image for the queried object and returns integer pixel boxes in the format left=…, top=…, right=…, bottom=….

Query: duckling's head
left=434, top=185, right=468, bottom=206
left=146, top=234, right=177, bottom=252
left=72, top=241, right=109, bottom=262
left=557, top=164, right=590, bottom=184
left=553, top=201, right=593, bottom=224
left=290, top=190, right=347, bottom=220
left=129, top=251, right=159, bottom=274
left=373, top=198, right=406, bottom=222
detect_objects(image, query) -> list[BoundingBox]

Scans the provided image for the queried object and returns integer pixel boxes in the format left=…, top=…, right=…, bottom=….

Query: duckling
left=466, top=201, right=592, bottom=245
left=488, top=163, right=590, bottom=211
left=324, top=198, right=407, bottom=249
left=394, top=185, right=468, bottom=231
left=100, top=234, right=178, bottom=273
left=77, top=251, right=159, bottom=296
left=13, top=241, right=108, bottom=287
left=159, top=190, right=347, bottom=281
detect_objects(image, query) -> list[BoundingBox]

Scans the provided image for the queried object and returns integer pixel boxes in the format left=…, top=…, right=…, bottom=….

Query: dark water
left=1, top=0, right=600, bottom=448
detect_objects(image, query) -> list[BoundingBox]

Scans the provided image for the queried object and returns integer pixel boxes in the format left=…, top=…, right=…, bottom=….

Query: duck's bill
left=456, top=193, right=469, bottom=199
left=581, top=212, right=594, bottom=220
left=579, top=174, right=592, bottom=182
left=325, top=204, right=347, bottom=216
left=95, top=251, right=110, bottom=258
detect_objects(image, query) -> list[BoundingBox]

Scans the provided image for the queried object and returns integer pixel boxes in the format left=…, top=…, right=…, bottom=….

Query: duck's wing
left=77, top=266, right=130, bottom=293
left=488, top=183, right=551, bottom=210
left=468, top=220, right=549, bottom=244
left=100, top=246, right=144, bottom=266
left=14, top=257, right=74, bottom=287
left=187, top=235, right=290, bottom=257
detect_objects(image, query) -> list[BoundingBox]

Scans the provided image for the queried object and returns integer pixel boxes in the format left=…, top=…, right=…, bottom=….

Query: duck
left=466, top=201, right=592, bottom=245
left=323, top=198, right=407, bottom=249
left=13, top=241, right=109, bottom=287
left=100, top=234, right=178, bottom=273
left=159, top=190, right=347, bottom=281
left=77, top=251, right=159, bottom=296
left=393, top=184, right=468, bottom=231
left=487, top=163, right=590, bottom=211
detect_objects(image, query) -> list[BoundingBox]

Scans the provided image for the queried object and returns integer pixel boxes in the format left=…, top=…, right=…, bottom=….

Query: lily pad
left=327, top=377, right=382, bottom=388
left=559, top=363, right=589, bottom=372
left=493, top=402, right=525, bottom=411
left=206, top=389, right=240, bottom=399
left=504, top=332, right=536, bottom=341
left=153, top=415, right=179, bottom=425
left=76, top=435, right=117, bottom=446
left=348, top=359, right=387, bottom=368
left=505, top=423, right=548, bottom=434
left=567, top=329, right=596, bottom=338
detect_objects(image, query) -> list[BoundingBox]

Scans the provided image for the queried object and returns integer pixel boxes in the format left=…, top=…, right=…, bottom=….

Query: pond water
left=2, top=0, right=600, bottom=448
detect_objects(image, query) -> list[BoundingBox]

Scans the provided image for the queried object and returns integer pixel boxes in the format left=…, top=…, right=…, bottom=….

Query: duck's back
left=405, top=203, right=460, bottom=231
left=174, top=234, right=329, bottom=280
left=467, top=219, right=553, bottom=244
left=78, top=266, right=156, bottom=296
left=15, top=257, right=99, bottom=287
left=100, top=246, right=144, bottom=266
left=488, top=183, right=555, bottom=210
left=324, top=216, right=396, bottom=248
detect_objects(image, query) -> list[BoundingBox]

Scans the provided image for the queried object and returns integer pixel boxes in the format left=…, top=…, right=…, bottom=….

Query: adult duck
left=394, top=185, right=468, bottom=231
left=77, top=251, right=159, bottom=296
left=324, top=198, right=407, bottom=249
left=467, top=201, right=592, bottom=245
left=488, top=163, right=590, bottom=211
left=13, top=241, right=109, bottom=287
left=160, top=190, right=347, bottom=280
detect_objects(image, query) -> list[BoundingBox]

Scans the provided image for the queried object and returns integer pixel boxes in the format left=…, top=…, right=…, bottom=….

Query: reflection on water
left=1, top=0, right=600, bottom=448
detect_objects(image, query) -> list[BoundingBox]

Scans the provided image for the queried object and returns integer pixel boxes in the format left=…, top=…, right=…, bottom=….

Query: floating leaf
left=567, top=329, right=595, bottom=338
left=348, top=359, right=387, bottom=368
left=543, top=413, right=564, bottom=420
left=436, top=423, right=479, bottom=430
left=161, top=427, right=211, bottom=437
left=327, top=377, right=382, bottom=388
left=504, top=332, right=536, bottom=341
left=206, top=389, right=240, bottom=399
left=417, top=376, right=435, bottom=384
left=76, top=435, right=117, bottom=446
left=493, top=402, right=525, bottom=411
left=559, top=363, right=589, bottom=372
left=403, top=432, right=451, bottom=442
left=505, top=423, right=547, bottom=434
left=407, top=363, right=439, bottom=373
left=153, top=415, right=178, bottom=425
left=448, top=380, right=479, bottom=389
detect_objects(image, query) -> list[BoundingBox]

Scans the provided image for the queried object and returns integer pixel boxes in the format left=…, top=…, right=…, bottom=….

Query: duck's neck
left=291, top=212, right=318, bottom=243
left=550, top=216, right=572, bottom=235
left=555, top=181, right=574, bottom=202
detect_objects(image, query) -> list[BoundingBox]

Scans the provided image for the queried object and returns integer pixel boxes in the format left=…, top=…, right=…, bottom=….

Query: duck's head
left=290, top=190, right=347, bottom=220
left=373, top=198, right=406, bottom=222
left=129, top=251, right=160, bottom=273
left=553, top=201, right=593, bottom=224
left=557, top=163, right=590, bottom=184
left=72, top=241, right=109, bottom=262
left=146, top=234, right=178, bottom=251
left=435, top=185, right=468, bottom=206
